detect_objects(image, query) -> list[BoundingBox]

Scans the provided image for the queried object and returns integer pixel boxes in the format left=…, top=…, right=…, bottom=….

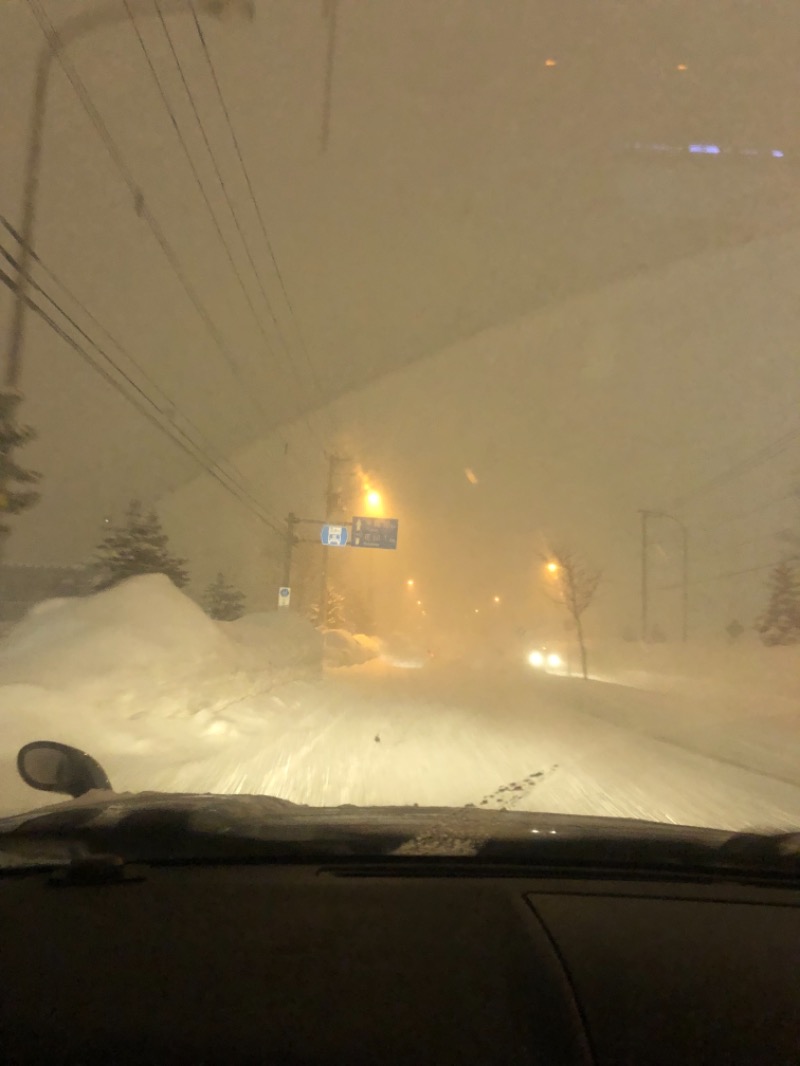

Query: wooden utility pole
left=282, top=511, right=298, bottom=591
left=318, top=454, right=350, bottom=625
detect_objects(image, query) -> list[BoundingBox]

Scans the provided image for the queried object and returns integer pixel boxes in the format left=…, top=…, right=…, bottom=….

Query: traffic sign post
left=351, top=516, right=399, bottom=550
left=321, top=524, right=349, bottom=547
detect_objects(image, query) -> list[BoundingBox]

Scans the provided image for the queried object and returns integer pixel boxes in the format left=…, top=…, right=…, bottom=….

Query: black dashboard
left=2, top=863, right=799, bottom=1064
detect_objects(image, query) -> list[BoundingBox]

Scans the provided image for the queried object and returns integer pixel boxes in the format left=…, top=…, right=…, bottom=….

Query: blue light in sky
left=626, top=141, right=787, bottom=159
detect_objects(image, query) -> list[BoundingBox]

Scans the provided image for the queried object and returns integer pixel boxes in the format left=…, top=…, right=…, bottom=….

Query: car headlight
left=528, top=650, right=545, bottom=667
left=546, top=652, right=562, bottom=668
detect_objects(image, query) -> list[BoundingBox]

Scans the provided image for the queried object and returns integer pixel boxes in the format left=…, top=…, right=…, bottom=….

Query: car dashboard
left=2, top=859, right=799, bottom=1064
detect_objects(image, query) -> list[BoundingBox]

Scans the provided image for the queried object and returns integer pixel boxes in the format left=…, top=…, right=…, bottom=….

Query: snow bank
left=0, top=575, right=232, bottom=688
left=0, top=577, right=323, bottom=814
left=589, top=637, right=800, bottom=712
left=323, top=629, right=381, bottom=668
left=224, top=611, right=322, bottom=677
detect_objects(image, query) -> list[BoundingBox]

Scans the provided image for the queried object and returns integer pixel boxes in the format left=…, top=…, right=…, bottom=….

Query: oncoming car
left=526, top=645, right=566, bottom=674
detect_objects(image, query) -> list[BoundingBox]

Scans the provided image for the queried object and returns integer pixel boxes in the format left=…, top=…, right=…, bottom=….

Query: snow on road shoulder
left=0, top=576, right=323, bottom=815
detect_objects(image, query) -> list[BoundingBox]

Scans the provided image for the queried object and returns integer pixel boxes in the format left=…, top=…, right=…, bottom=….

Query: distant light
left=547, top=652, right=562, bottom=668
left=465, top=467, right=478, bottom=485
left=406, top=578, right=415, bottom=588
left=474, top=608, right=480, bottom=614
left=528, top=650, right=545, bottom=668
left=493, top=595, right=501, bottom=604
left=366, top=490, right=381, bottom=509
left=629, top=141, right=786, bottom=160
left=546, top=561, right=559, bottom=574
left=676, top=63, right=688, bottom=71
left=416, top=600, right=422, bottom=606
left=544, top=58, right=557, bottom=67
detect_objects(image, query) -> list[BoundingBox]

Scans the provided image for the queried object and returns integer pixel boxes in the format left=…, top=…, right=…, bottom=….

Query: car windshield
left=0, top=0, right=799, bottom=840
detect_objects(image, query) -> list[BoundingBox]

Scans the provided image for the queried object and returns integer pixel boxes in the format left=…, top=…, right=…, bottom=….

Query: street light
left=546, top=561, right=559, bottom=575
left=406, top=578, right=415, bottom=588
left=493, top=595, right=501, bottom=604
left=365, top=489, right=382, bottom=512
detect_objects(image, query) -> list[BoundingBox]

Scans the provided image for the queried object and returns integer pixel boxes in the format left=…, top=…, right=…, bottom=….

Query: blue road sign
left=351, top=516, right=399, bottom=550
left=321, top=524, right=349, bottom=547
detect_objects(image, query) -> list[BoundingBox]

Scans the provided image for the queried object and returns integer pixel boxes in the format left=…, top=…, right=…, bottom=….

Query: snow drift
left=323, top=629, right=381, bottom=668
left=0, top=576, right=323, bottom=814
left=225, top=611, right=323, bottom=677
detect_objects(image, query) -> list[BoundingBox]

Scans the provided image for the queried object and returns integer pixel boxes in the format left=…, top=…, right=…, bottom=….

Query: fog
left=1, top=0, right=800, bottom=642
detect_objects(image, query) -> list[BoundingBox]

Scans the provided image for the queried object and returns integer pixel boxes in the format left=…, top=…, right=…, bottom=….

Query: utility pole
left=640, top=509, right=689, bottom=643
left=282, top=512, right=298, bottom=592
left=681, top=527, right=689, bottom=643
left=640, top=510, right=649, bottom=643
left=318, top=454, right=350, bottom=626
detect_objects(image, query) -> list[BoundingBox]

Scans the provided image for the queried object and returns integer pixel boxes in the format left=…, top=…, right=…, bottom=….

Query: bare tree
left=545, top=546, right=601, bottom=680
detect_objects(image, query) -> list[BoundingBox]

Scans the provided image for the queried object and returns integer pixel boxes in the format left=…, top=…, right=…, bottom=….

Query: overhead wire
left=0, top=254, right=288, bottom=540
left=0, top=211, right=247, bottom=491
left=668, top=425, right=800, bottom=512
left=698, top=487, right=799, bottom=533
left=153, top=0, right=327, bottom=454
left=122, top=0, right=289, bottom=400
left=656, top=559, right=785, bottom=592
left=187, top=0, right=337, bottom=450
left=25, top=0, right=273, bottom=433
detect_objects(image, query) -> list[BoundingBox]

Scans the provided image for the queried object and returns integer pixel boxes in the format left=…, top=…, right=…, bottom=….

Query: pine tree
left=202, top=572, right=246, bottom=621
left=756, top=561, right=800, bottom=646
left=93, top=500, right=189, bottom=590
left=0, top=390, right=41, bottom=544
left=308, top=586, right=346, bottom=629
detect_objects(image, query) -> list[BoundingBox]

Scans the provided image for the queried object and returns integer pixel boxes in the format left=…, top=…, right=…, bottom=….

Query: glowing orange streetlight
left=406, top=578, right=415, bottom=588
left=546, top=561, right=559, bottom=575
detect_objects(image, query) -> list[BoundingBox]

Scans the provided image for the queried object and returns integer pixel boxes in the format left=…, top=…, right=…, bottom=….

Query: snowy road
left=100, top=662, right=800, bottom=833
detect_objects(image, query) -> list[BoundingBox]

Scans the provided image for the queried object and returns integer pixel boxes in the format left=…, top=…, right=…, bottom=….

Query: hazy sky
left=2, top=0, right=800, bottom=636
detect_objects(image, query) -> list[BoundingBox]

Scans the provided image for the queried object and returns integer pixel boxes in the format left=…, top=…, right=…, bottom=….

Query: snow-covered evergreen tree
left=308, top=586, right=346, bottom=628
left=0, top=390, right=40, bottom=545
left=756, top=561, right=800, bottom=646
left=202, top=572, right=246, bottom=621
left=93, top=500, right=189, bottom=590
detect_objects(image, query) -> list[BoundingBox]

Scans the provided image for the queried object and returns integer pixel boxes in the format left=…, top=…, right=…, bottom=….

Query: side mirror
left=17, top=741, right=112, bottom=799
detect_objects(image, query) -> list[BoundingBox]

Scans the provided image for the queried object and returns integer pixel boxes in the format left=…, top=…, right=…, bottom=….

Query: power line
left=0, top=259, right=288, bottom=540
left=657, top=559, right=782, bottom=592
left=122, top=0, right=285, bottom=398
left=187, top=0, right=335, bottom=445
left=2, top=208, right=326, bottom=507
left=699, top=487, right=799, bottom=533
left=0, top=211, right=246, bottom=491
left=25, top=0, right=271, bottom=432
left=668, top=425, right=800, bottom=512
left=156, top=0, right=330, bottom=455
